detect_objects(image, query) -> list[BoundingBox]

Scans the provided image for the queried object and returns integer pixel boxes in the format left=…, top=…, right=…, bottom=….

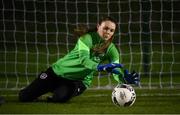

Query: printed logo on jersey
left=40, top=73, right=47, bottom=79
left=92, top=53, right=105, bottom=63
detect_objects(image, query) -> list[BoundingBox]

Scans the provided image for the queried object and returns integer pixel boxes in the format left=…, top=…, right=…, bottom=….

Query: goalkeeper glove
left=97, top=63, right=123, bottom=73
left=123, top=69, right=140, bottom=86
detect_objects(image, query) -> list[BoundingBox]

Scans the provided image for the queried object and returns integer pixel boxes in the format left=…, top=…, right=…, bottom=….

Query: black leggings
left=19, top=67, right=86, bottom=102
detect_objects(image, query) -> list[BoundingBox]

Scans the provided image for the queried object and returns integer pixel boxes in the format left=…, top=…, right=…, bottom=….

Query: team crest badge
left=40, top=73, right=47, bottom=79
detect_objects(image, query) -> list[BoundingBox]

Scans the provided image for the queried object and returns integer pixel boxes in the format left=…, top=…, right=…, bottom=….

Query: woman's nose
left=106, top=29, right=111, bottom=34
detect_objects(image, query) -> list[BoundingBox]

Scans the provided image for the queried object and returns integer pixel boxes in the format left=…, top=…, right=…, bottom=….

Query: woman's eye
left=104, top=27, right=109, bottom=30
left=103, top=27, right=114, bottom=33
left=110, top=29, right=115, bottom=32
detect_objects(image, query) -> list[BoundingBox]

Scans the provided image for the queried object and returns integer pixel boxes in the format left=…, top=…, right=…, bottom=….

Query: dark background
left=0, top=0, right=180, bottom=88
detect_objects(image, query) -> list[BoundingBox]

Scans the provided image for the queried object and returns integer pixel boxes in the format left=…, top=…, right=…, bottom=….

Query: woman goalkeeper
left=19, top=16, right=140, bottom=103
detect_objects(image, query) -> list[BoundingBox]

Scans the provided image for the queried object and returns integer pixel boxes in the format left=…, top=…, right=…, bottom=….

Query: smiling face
left=97, top=20, right=116, bottom=41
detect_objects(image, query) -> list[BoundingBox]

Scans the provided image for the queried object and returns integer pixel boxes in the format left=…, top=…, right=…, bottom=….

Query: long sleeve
left=106, top=43, right=124, bottom=83
left=77, top=38, right=98, bottom=70
left=51, top=33, right=99, bottom=80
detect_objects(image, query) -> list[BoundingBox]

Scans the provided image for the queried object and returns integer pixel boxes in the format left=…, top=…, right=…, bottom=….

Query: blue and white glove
left=123, top=69, right=140, bottom=86
left=97, top=63, right=123, bottom=73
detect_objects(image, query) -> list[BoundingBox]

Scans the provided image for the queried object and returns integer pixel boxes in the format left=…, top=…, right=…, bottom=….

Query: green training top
left=52, top=32, right=124, bottom=88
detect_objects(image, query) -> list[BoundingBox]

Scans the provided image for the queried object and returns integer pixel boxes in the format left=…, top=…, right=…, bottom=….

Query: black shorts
left=19, top=67, right=86, bottom=102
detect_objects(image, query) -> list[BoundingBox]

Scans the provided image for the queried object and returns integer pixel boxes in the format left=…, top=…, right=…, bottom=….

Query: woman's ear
left=97, top=24, right=100, bottom=30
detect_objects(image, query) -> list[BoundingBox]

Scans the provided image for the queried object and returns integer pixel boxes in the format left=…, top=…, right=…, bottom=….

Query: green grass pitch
left=0, top=89, right=180, bottom=114
left=0, top=32, right=180, bottom=114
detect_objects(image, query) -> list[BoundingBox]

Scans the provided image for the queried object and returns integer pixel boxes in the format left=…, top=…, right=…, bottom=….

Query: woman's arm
left=77, top=34, right=99, bottom=70
left=106, top=43, right=125, bottom=83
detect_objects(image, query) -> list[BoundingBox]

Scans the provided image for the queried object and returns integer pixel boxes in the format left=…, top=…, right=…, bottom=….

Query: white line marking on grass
left=2, top=93, right=180, bottom=98
left=82, top=93, right=180, bottom=97
left=138, top=93, right=180, bottom=96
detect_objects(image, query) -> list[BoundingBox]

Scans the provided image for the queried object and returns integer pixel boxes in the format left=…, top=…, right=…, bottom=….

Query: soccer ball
left=112, top=84, right=136, bottom=107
